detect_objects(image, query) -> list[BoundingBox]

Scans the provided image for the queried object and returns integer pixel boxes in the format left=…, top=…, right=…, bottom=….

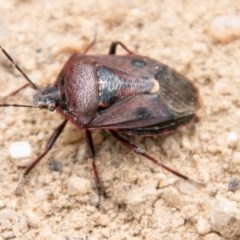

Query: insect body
left=0, top=42, right=199, bottom=197
left=36, top=50, right=198, bottom=133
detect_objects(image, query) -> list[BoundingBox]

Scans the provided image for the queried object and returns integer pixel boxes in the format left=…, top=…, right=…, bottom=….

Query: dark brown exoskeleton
left=0, top=42, right=200, bottom=201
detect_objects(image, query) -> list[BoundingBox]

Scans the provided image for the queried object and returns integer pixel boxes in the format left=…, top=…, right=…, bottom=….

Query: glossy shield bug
left=0, top=41, right=200, bottom=199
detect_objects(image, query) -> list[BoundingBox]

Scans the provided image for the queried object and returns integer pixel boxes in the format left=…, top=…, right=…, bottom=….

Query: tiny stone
left=26, top=210, right=41, bottom=228
left=89, top=192, right=100, bottom=206
left=207, top=144, right=219, bottom=154
left=191, top=41, right=208, bottom=54
left=157, top=174, right=176, bottom=188
left=18, top=216, right=29, bottom=233
left=196, top=217, right=211, bottom=235
left=208, top=15, right=240, bottom=43
left=0, top=200, right=6, bottom=209
left=200, top=132, right=211, bottom=141
left=182, top=136, right=191, bottom=150
left=228, top=179, right=239, bottom=191
left=126, top=184, right=157, bottom=205
left=177, top=180, right=198, bottom=195
left=9, top=141, right=32, bottom=159
left=35, top=189, right=48, bottom=201
left=0, top=208, right=17, bottom=225
left=2, top=231, right=15, bottom=239
left=203, top=233, right=222, bottom=240
left=181, top=205, right=198, bottom=219
left=214, top=82, right=230, bottom=95
left=227, top=132, right=238, bottom=148
left=48, top=159, right=63, bottom=172
left=210, top=196, right=240, bottom=238
left=68, top=176, right=91, bottom=195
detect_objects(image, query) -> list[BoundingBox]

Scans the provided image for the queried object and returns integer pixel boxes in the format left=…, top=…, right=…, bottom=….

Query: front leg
left=85, top=130, right=105, bottom=206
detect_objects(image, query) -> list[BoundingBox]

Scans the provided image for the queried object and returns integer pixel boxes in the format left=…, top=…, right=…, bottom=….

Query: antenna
left=0, top=46, right=39, bottom=90
left=0, top=103, right=37, bottom=108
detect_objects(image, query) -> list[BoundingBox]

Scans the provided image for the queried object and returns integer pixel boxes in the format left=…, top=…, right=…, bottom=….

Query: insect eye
left=47, top=103, right=56, bottom=111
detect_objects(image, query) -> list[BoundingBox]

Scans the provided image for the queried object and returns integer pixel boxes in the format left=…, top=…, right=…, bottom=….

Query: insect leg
left=108, top=41, right=134, bottom=55
left=110, top=130, right=201, bottom=185
left=16, top=119, right=68, bottom=194
left=1, top=83, right=30, bottom=99
left=85, top=130, right=105, bottom=205
left=0, top=46, right=39, bottom=90
left=82, top=30, right=97, bottom=54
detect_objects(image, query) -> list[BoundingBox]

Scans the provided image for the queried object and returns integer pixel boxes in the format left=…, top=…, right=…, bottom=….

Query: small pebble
left=89, top=192, right=100, bottom=206
left=182, top=136, right=191, bottom=150
left=0, top=208, right=17, bottom=225
left=200, top=132, right=211, bottom=141
left=157, top=173, right=176, bottom=188
left=68, top=176, right=91, bottom=195
left=227, top=132, right=238, bottom=148
left=191, top=41, right=208, bottom=54
left=203, top=233, right=222, bottom=240
left=228, top=179, right=239, bottom=191
left=2, top=231, right=15, bottom=239
left=0, top=200, right=6, bottom=209
left=35, top=189, right=48, bottom=201
left=196, top=217, right=211, bottom=235
left=177, top=180, right=198, bottom=195
left=18, top=216, right=29, bottom=233
left=48, top=159, right=63, bottom=172
left=207, top=144, right=219, bottom=154
left=208, top=15, right=240, bottom=43
left=126, top=184, right=157, bottom=205
left=210, top=196, right=240, bottom=238
left=26, top=210, right=41, bottom=228
left=181, top=205, right=198, bottom=219
left=9, top=141, right=32, bottom=159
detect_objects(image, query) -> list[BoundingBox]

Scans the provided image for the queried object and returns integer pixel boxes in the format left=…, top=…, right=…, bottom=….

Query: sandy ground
left=0, top=0, right=240, bottom=239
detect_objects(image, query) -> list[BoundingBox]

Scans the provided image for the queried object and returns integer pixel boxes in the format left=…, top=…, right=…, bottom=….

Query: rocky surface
left=0, top=1, right=239, bottom=239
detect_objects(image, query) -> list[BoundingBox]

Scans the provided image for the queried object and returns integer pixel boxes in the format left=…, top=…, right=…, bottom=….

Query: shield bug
left=0, top=41, right=200, bottom=198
